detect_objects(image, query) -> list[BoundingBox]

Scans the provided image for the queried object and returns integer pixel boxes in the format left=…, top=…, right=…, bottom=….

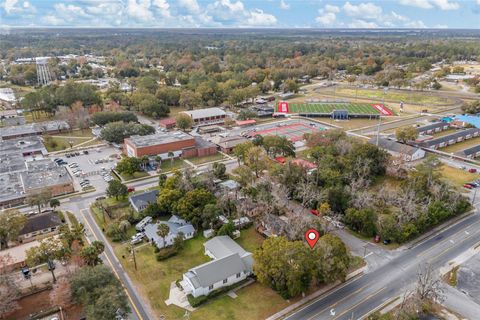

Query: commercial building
left=0, top=172, right=26, bottom=208
left=0, top=120, right=70, bottom=140
left=179, top=107, right=226, bottom=126
left=20, top=166, right=74, bottom=196
left=182, top=236, right=253, bottom=298
left=419, top=128, right=480, bottom=149
left=369, top=137, right=426, bottom=162
left=124, top=132, right=217, bottom=159
left=0, top=136, right=48, bottom=157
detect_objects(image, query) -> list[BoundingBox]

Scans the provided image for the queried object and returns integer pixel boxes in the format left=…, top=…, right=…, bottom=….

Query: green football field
left=286, top=103, right=393, bottom=115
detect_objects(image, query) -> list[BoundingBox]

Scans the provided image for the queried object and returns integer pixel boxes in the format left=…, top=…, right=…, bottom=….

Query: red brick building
left=124, top=132, right=217, bottom=159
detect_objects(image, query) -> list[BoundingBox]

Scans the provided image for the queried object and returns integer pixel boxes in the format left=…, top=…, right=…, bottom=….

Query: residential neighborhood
left=0, top=9, right=480, bottom=320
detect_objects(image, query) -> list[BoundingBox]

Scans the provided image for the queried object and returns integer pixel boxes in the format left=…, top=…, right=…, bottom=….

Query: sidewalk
left=266, top=266, right=366, bottom=320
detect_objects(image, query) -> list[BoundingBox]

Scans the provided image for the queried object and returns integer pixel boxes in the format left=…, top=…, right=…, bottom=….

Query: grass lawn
left=327, top=87, right=455, bottom=106
left=439, top=164, right=479, bottom=188
left=168, top=106, right=189, bottom=117
left=120, top=171, right=149, bottom=181
left=51, top=128, right=94, bottom=138
left=441, top=137, right=480, bottom=153
left=159, top=158, right=188, bottom=171
left=43, top=135, right=93, bottom=152
left=188, top=153, right=226, bottom=165
left=110, top=225, right=295, bottom=320
left=24, top=110, right=54, bottom=123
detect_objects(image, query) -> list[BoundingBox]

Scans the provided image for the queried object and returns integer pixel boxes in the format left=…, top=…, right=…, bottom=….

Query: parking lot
left=50, top=146, right=121, bottom=192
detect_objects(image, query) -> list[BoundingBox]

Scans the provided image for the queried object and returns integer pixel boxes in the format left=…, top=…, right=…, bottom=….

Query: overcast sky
left=1, top=0, right=479, bottom=29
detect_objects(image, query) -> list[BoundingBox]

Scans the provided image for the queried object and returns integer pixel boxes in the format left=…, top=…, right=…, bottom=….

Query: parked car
left=130, top=233, right=144, bottom=245
left=374, top=235, right=381, bottom=243
left=464, top=184, right=474, bottom=189
left=383, top=239, right=391, bottom=245
left=83, top=150, right=89, bottom=155
left=95, top=196, right=106, bottom=201
left=127, top=186, right=135, bottom=193
left=310, top=209, right=320, bottom=216
left=469, top=168, right=477, bottom=173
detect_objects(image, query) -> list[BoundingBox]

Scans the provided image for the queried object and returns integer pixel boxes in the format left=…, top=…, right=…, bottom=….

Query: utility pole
left=130, top=244, right=137, bottom=271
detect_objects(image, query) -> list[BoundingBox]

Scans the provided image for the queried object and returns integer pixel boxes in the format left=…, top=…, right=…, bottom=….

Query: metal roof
left=125, top=132, right=194, bottom=148
left=204, top=235, right=248, bottom=259
left=181, top=107, right=226, bottom=120
left=369, top=137, right=421, bottom=156
left=186, top=253, right=250, bottom=288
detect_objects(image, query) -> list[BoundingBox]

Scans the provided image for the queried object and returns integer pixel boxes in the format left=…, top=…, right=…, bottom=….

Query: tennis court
left=245, top=121, right=325, bottom=142
left=281, top=102, right=394, bottom=116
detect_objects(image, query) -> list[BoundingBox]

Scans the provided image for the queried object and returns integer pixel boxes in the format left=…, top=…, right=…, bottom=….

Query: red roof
left=291, top=159, right=316, bottom=170
left=235, top=119, right=256, bottom=126
left=275, top=157, right=286, bottom=164
left=159, top=118, right=176, bottom=125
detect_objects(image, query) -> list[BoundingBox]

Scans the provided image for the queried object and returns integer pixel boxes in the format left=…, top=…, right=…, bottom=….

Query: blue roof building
left=454, top=115, right=480, bottom=128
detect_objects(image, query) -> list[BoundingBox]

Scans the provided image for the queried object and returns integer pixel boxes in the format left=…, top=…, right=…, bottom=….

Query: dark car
left=66, top=154, right=71, bottom=158
left=383, top=239, right=391, bottom=245
left=83, top=150, right=89, bottom=155
left=95, top=196, right=106, bottom=201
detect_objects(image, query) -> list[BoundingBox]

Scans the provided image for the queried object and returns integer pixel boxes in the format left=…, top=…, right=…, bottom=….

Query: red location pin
left=305, top=229, right=320, bottom=249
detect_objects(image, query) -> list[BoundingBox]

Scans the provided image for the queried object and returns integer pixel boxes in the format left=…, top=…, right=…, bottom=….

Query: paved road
left=285, top=210, right=480, bottom=320
left=56, top=157, right=239, bottom=320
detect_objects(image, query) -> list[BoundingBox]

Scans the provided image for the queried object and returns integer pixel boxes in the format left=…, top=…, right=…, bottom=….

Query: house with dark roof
left=181, top=236, right=253, bottom=298
left=129, top=189, right=159, bottom=212
left=416, top=122, right=450, bottom=135
left=419, top=128, right=480, bottom=149
left=456, top=145, right=480, bottom=159
left=369, top=137, right=425, bottom=162
left=18, top=212, right=63, bottom=242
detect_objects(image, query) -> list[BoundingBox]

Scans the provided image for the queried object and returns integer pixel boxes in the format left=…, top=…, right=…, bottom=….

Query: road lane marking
left=332, top=287, right=387, bottom=320
left=287, top=275, right=365, bottom=320
left=306, top=285, right=368, bottom=320
left=417, top=225, right=480, bottom=258
left=428, top=230, right=480, bottom=264
left=365, top=252, right=373, bottom=258
left=81, top=209, right=145, bottom=320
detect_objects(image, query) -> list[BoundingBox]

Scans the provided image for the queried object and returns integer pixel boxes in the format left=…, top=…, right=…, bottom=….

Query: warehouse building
left=179, top=107, right=226, bottom=126
left=124, top=132, right=217, bottom=159
left=419, top=128, right=480, bottom=149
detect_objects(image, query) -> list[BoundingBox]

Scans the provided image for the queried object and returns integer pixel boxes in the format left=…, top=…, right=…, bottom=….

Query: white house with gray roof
left=129, top=189, right=159, bottom=212
left=181, top=236, right=253, bottom=298
left=143, top=215, right=195, bottom=249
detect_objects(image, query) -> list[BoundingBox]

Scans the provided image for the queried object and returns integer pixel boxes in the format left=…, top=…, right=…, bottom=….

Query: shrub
left=156, top=247, right=178, bottom=261
left=56, top=211, right=66, bottom=223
